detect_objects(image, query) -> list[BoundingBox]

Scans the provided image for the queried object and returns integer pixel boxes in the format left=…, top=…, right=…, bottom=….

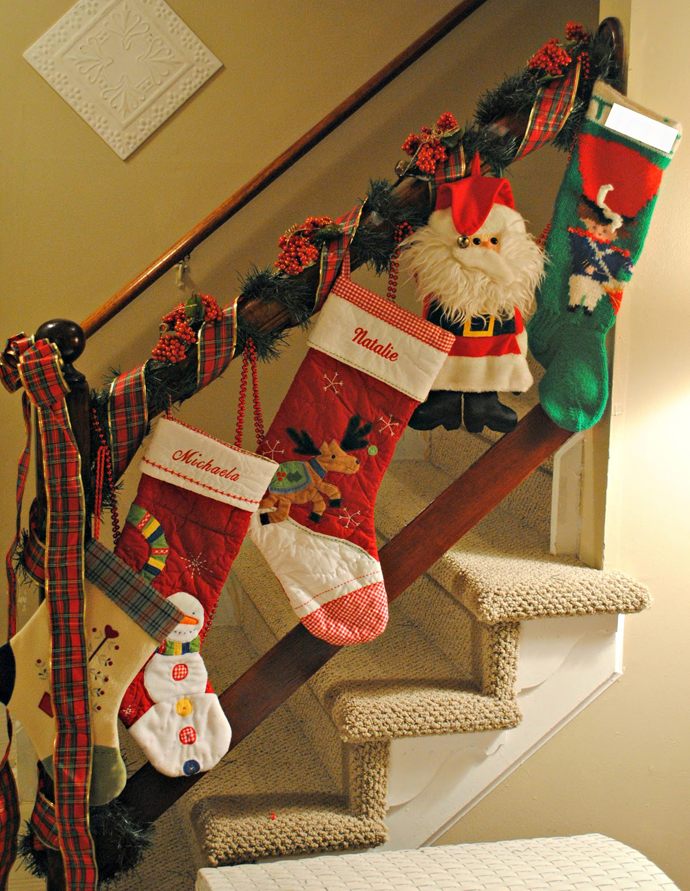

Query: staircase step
left=232, top=540, right=519, bottom=743
left=376, top=458, right=649, bottom=624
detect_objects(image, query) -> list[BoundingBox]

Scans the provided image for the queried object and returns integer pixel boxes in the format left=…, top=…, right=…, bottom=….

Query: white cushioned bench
left=195, top=835, right=678, bottom=891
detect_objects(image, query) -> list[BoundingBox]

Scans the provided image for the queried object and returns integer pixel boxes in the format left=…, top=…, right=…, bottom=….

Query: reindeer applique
left=259, top=415, right=372, bottom=525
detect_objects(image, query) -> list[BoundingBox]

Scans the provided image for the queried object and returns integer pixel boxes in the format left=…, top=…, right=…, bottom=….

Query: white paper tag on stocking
left=605, top=103, right=679, bottom=152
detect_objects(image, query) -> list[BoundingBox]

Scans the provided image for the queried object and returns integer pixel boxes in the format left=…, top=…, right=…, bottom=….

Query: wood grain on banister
left=118, top=404, right=572, bottom=825
left=80, top=0, right=489, bottom=339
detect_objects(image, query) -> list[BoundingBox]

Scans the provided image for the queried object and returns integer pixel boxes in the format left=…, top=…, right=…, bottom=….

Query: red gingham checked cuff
left=308, top=277, right=455, bottom=402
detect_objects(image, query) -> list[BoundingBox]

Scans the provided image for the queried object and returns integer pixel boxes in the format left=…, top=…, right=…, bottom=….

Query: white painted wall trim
left=383, top=612, right=623, bottom=850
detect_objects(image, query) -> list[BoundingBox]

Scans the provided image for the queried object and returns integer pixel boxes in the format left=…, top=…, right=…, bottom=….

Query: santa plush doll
left=402, top=154, right=545, bottom=433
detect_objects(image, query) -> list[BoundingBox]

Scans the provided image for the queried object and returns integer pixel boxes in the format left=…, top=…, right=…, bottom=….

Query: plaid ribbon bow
left=1, top=337, right=98, bottom=890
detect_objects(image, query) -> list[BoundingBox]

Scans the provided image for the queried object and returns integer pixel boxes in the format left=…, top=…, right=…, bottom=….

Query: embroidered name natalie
left=171, top=449, right=240, bottom=481
left=352, top=327, right=399, bottom=361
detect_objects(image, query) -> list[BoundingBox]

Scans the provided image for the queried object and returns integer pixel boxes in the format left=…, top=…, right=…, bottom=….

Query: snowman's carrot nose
left=180, top=615, right=199, bottom=625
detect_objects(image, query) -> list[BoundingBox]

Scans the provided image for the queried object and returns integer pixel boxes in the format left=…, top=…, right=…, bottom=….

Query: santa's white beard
left=401, top=211, right=545, bottom=326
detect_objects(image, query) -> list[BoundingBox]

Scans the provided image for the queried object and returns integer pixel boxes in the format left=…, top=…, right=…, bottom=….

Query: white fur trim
left=249, top=513, right=383, bottom=619
left=141, top=418, right=277, bottom=511
left=432, top=330, right=533, bottom=393
left=402, top=207, right=544, bottom=326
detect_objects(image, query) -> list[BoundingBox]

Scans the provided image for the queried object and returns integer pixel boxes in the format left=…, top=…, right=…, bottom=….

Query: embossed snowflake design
left=262, top=439, right=285, bottom=462
left=323, top=371, right=344, bottom=394
left=378, top=414, right=400, bottom=436
left=337, top=508, right=362, bottom=529
left=183, top=551, right=209, bottom=579
left=23, top=0, right=222, bottom=159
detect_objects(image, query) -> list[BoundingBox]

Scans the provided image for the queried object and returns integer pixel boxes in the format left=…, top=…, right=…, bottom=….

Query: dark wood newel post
left=33, top=320, right=91, bottom=891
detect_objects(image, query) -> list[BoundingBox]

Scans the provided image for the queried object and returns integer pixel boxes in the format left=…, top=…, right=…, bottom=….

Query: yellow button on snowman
left=128, top=590, right=232, bottom=777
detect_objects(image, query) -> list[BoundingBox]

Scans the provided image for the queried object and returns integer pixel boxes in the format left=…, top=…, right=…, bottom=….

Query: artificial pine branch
left=89, top=19, right=622, bottom=502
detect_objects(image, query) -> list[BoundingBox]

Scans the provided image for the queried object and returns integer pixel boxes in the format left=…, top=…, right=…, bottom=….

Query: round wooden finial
left=35, top=319, right=85, bottom=364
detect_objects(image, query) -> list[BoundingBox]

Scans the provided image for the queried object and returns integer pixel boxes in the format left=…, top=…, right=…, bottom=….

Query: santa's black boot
left=463, top=392, right=517, bottom=434
left=409, top=390, right=463, bottom=431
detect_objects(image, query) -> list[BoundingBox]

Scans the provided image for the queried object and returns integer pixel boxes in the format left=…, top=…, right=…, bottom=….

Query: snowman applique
left=129, top=590, right=232, bottom=777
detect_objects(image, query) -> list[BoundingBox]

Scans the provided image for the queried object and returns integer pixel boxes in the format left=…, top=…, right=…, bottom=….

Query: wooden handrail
left=117, top=404, right=571, bottom=824
left=80, top=0, right=489, bottom=339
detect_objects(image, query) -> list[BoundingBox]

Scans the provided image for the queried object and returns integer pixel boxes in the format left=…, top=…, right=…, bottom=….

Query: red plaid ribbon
left=0, top=392, right=31, bottom=889
left=107, top=364, right=149, bottom=481
left=105, top=301, right=240, bottom=486
left=0, top=334, right=34, bottom=394
left=435, top=141, right=466, bottom=188
left=197, top=299, right=239, bottom=391
left=314, top=203, right=365, bottom=310
left=30, top=783, right=60, bottom=852
left=515, top=60, right=581, bottom=160
left=19, top=340, right=98, bottom=890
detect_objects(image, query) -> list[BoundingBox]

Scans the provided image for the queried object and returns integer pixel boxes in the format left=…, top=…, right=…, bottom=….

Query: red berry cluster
left=528, top=37, right=572, bottom=77
left=275, top=215, right=334, bottom=276
left=151, top=294, right=223, bottom=363
left=565, top=21, right=589, bottom=42
left=401, top=112, right=459, bottom=175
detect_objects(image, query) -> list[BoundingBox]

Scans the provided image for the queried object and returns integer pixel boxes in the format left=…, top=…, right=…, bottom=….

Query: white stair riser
left=384, top=613, right=621, bottom=848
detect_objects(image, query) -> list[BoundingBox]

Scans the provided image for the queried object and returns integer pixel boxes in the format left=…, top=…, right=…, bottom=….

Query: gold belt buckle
left=462, top=315, right=495, bottom=337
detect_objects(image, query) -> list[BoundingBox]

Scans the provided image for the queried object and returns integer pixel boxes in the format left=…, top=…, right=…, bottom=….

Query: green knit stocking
left=528, top=81, right=681, bottom=431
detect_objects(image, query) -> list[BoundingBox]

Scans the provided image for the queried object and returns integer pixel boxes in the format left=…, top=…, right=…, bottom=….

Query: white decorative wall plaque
left=24, top=0, right=223, bottom=160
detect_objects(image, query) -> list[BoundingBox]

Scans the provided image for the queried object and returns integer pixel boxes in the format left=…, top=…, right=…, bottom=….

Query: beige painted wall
left=440, top=2, right=690, bottom=888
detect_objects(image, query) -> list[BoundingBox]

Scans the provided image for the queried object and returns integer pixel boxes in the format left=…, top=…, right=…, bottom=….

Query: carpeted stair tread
left=115, top=622, right=340, bottom=888
left=232, top=538, right=520, bottom=743
left=330, top=683, right=520, bottom=743
left=191, top=793, right=387, bottom=867
left=376, top=458, right=649, bottom=624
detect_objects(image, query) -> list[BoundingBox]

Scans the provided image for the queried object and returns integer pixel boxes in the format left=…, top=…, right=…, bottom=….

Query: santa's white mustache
left=452, top=245, right=515, bottom=286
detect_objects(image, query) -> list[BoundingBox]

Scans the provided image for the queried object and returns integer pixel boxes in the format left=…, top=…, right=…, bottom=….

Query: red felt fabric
left=116, top=474, right=249, bottom=727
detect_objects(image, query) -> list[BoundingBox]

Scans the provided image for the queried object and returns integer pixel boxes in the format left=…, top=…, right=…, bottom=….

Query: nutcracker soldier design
left=402, top=155, right=545, bottom=433
left=567, top=184, right=634, bottom=315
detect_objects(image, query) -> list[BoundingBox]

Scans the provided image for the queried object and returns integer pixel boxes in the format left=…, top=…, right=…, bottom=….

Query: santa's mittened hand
left=528, top=81, right=681, bottom=432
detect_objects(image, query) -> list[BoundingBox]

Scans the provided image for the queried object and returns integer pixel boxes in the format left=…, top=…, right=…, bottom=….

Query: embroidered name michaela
left=171, top=449, right=240, bottom=481
left=352, top=327, right=398, bottom=361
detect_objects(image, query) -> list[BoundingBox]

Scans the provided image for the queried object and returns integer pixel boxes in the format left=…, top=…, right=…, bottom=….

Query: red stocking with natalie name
left=250, top=253, right=454, bottom=645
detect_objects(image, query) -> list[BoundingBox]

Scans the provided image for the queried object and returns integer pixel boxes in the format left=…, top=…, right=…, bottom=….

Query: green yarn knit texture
left=528, top=86, right=679, bottom=432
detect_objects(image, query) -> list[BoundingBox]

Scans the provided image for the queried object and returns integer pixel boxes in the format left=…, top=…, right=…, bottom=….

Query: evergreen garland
left=19, top=799, right=153, bottom=887
left=89, top=19, right=622, bottom=490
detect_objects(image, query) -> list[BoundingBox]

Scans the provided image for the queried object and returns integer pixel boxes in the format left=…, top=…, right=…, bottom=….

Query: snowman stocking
left=115, top=417, right=277, bottom=777
left=527, top=81, right=681, bottom=431
left=0, top=545, right=184, bottom=806
left=250, top=252, right=455, bottom=645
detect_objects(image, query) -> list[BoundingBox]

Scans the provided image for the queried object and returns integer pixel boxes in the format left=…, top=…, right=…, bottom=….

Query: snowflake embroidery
left=323, top=371, right=344, bottom=394
left=338, top=508, right=362, bottom=529
left=183, top=551, right=209, bottom=578
left=262, top=439, right=285, bottom=462
left=378, top=414, right=400, bottom=436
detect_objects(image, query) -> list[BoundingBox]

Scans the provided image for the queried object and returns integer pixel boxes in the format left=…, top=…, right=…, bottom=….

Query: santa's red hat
left=435, top=154, right=516, bottom=237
